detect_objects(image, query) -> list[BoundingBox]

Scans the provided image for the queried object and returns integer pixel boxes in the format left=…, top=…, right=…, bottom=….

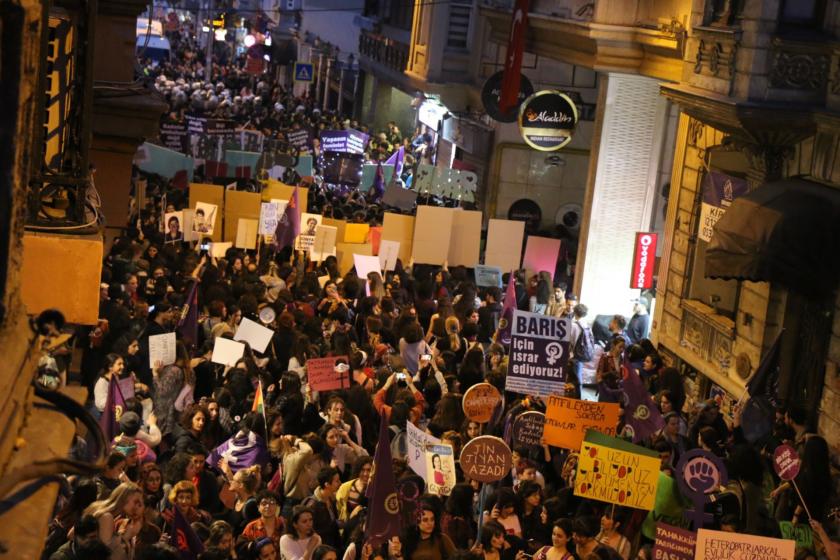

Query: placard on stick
left=506, top=309, right=570, bottom=397
left=694, top=528, right=794, bottom=560
left=459, top=436, right=512, bottom=483
left=211, top=337, right=246, bottom=366
left=306, top=355, right=350, bottom=392
left=652, top=523, right=696, bottom=560
left=462, top=383, right=501, bottom=423
left=233, top=317, right=274, bottom=353
left=406, top=421, right=441, bottom=480
left=543, top=396, right=620, bottom=450
left=522, top=235, right=561, bottom=279
left=148, top=332, right=176, bottom=369
left=512, top=411, right=546, bottom=450
left=412, top=206, right=454, bottom=265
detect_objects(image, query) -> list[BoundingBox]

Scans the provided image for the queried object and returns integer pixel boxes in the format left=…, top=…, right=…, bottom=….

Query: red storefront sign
left=630, top=232, right=657, bottom=289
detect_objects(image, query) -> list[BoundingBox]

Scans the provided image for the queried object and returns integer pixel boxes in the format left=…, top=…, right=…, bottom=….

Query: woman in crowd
left=401, top=499, right=457, bottom=560
left=279, top=505, right=322, bottom=560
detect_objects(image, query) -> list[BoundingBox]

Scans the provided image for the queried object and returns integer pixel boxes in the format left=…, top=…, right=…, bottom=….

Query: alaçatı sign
left=518, top=90, right=578, bottom=151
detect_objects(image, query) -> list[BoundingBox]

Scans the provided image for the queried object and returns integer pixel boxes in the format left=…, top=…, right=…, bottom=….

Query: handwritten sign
left=505, top=310, right=570, bottom=397
left=148, top=333, right=176, bottom=369
left=695, top=529, right=794, bottom=560
left=462, top=383, right=501, bottom=423
left=305, top=356, right=350, bottom=392
left=425, top=443, right=456, bottom=496
left=779, top=522, right=813, bottom=549
left=512, top=411, right=546, bottom=449
left=653, top=522, right=696, bottom=560
left=543, top=396, right=620, bottom=450
left=574, top=430, right=661, bottom=510
left=773, top=445, right=801, bottom=481
left=406, top=421, right=440, bottom=480
left=459, top=436, right=512, bottom=483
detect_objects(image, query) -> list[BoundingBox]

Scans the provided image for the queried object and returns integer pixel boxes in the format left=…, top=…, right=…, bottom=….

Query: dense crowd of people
left=35, top=24, right=839, bottom=560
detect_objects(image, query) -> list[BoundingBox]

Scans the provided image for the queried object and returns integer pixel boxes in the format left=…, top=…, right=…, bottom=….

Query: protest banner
left=475, top=265, right=503, bottom=288
left=149, top=332, right=176, bottom=369
left=406, top=421, right=441, bottom=480
left=337, top=242, right=372, bottom=274
left=193, top=201, right=218, bottom=237
left=235, top=218, right=258, bottom=249
left=354, top=254, right=384, bottom=295
left=210, top=241, right=232, bottom=258
left=369, top=226, right=382, bottom=255
left=447, top=210, right=482, bottom=267
left=382, top=213, right=414, bottom=264
left=779, top=522, right=813, bottom=549
left=522, top=236, right=562, bottom=279
left=652, top=522, right=696, bottom=560
left=485, top=219, right=525, bottom=273
left=425, top=444, right=456, bottom=496
left=462, top=383, right=502, bottom=423
left=412, top=206, right=454, bottom=265
left=223, top=190, right=260, bottom=242
left=311, top=225, right=337, bottom=262
left=163, top=211, right=184, bottom=243
left=512, top=411, right=546, bottom=449
left=189, top=183, right=224, bottom=241
left=675, top=449, right=729, bottom=529
left=505, top=309, right=570, bottom=397
left=259, top=202, right=281, bottom=236
left=306, top=356, right=350, bottom=392
left=379, top=240, right=401, bottom=271
left=459, top=436, right=512, bottom=483
left=233, top=317, right=274, bottom=354
left=211, top=337, right=245, bottom=366
left=574, top=430, right=661, bottom=510
left=320, top=129, right=369, bottom=154
left=296, top=213, right=322, bottom=251
left=543, top=396, right=620, bottom=450
left=695, top=528, right=794, bottom=560
left=773, top=444, right=801, bottom=481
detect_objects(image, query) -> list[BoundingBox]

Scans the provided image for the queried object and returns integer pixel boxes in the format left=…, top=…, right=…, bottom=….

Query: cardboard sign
left=485, top=219, right=525, bottom=273
left=695, top=529, right=794, bottom=560
left=505, top=310, right=570, bottom=397
left=211, top=337, right=246, bottom=366
left=382, top=213, right=414, bottom=265
left=210, top=241, right=232, bottom=258
left=522, top=236, right=561, bottom=279
left=296, top=213, right=322, bottom=252
left=311, top=225, right=338, bottom=262
left=406, top=421, right=441, bottom=480
left=779, top=522, right=813, bottom=549
left=447, top=210, right=482, bottom=267
left=543, top=396, right=620, bottom=450
left=336, top=242, right=372, bottom=275
left=574, top=430, right=661, bottom=510
left=475, top=265, right=503, bottom=288
left=459, top=436, right=512, bottom=483
left=306, top=355, right=350, bottom=392
left=462, top=383, right=502, bottom=423
left=193, top=201, right=218, bottom=237
left=412, top=206, right=454, bottom=265
left=233, top=317, right=274, bottom=354
left=344, top=223, right=370, bottom=244
left=425, top=443, right=456, bottom=496
left=653, top=523, right=696, bottom=560
left=379, top=240, right=401, bottom=271
left=235, top=218, right=258, bottom=249
left=148, top=332, right=176, bottom=369
left=512, top=411, right=545, bottom=449
left=163, top=211, right=184, bottom=243
left=773, top=445, right=801, bottom=481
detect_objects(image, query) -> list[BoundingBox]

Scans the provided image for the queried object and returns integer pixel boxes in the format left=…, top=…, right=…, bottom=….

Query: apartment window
left=447, top=1, right=472, bottom=49
left=778, top=0, right=825, bottom=31
left=385, top=0, right=415, bottom=31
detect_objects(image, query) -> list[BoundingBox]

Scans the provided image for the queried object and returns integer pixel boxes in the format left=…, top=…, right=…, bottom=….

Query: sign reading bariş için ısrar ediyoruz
left=505, top=310, right=570, bottom=397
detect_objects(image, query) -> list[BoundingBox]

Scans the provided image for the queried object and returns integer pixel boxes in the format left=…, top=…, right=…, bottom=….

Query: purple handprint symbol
left=686, top=457, right=719, bottom=494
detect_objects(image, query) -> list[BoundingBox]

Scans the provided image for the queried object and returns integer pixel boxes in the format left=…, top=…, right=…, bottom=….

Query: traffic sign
left=294, top=62, right=313, bottom=82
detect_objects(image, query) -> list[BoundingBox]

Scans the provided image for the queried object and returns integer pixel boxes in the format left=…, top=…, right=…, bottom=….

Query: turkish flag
left=499, top=0, right=530, bottom=115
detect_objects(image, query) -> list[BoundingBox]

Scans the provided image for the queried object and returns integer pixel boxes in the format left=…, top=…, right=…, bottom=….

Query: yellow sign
left=543, top=396, right=620, bottom=450
left=573, top=430, right=661, bottom=510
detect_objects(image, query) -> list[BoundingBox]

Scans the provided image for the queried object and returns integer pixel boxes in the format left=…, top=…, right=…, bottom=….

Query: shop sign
left=518, top=90, right=578, bottom=151
left=481, top=70, right=534, bottom=123
left=418, top=99, right=449, bottom=130
left=630, top=232, right=657, bottom=289
left=320, top=129, right=368, bottom=155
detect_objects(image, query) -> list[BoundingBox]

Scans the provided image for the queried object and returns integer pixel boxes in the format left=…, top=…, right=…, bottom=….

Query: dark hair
left=164, top=452, right=195, bottom=485
left=572, top=514, right=600, bottom=538
left=106, top=450, right=127, bottom=469
left=445, top=483, right=475, bottom=518
left=479, top=519, right=506, bottom=549
left=317, top=466, right=340, bottom=489
left=402, top=322, right=424, bottom=344
left=517, top=481, right=542, bottom=500
left=313, top=545, right=337, bottom=560
left=351, top=456, right=374, bottom=478
left=180, top=403, right=209, bottom=433
left=74, top=513, right=100, bottom=538
left=286, top=505, right=315, bottom=536
left=726, top=444, right=764, bottom=486
left=553, top=518, right=573, bottom=538
left=255, top=489, right=280, bottom=507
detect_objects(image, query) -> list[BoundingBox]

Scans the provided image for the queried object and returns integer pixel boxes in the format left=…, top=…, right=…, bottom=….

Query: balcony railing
left=480, top=0, right=595, bottom=22
left=680, top=300, right=735, bottom=375
left=359, top=31, right=409, bottom=74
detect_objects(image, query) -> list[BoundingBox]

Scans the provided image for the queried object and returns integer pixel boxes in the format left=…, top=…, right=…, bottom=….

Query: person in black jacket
left=477, top=287, right=502, bottom=344
left=306, top=467, right=342, bottom=548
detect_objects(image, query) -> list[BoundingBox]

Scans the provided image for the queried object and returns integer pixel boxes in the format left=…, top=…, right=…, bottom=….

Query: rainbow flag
left=252, top=379, right=265, bottom=415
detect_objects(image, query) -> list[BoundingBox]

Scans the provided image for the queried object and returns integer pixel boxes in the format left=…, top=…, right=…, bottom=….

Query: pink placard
left=522, top=236, right=561, bottom=279
left=307, top=356, right=350, bottom=392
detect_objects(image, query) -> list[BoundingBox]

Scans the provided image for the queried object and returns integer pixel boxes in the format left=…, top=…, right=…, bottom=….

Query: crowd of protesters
left=35, top=24, right=840, bottom=560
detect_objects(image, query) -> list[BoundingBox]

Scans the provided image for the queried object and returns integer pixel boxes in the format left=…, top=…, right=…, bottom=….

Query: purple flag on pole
left=177, top=280, right=199, bottom=349
left=497, top=272, right=516, bottom=345
left=273, top=186, right=301, bottom=250
left=172, top=505, right=205, bottom=559
left=622, top=359, right=665, bottom=443
left=99, top=375, right=126, bottom=444
left=206, top=430, right=270, bottom=473
left=385, top=146, right=405, bottom=175
left=365, top=412, right=401, bottom=546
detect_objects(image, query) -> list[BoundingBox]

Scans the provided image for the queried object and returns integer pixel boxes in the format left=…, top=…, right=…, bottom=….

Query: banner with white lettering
left=505, top=309, right=570, bottom=397
left=699, top=171, right=748, bottom=242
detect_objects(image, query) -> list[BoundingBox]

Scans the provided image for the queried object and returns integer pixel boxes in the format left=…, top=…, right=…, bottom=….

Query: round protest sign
left=459, top=435, right=512, bottom=483
left=518, top=90, right=578, bottom=152
left=512, top=411, right=545, bottom=449
left=481, top=70, right=535, bottom=123
left=773, top=444, right=801, bottom=481
left=676, top=449, right=728, bottom=498
left=462, top=383, right=502, bottom=423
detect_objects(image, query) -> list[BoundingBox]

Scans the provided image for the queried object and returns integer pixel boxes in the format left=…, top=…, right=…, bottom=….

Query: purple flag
left=385, top=146, right=405, bottom=175
left=177, top=280, right=199, bottom=349
left=273, top=185, right=300, bottom=250
left=206, top=430, right=270, bottom=473
left=371, top=161, right=385, bottom=200
left=497, top=272, right=516, bottom=345
left=622, top=360, right=664, bottom=443
left=172, top=505, right=205, bottom=559
left=99, top=375, right=126, bottom=444
left=365, top=412, right=401, bottom=546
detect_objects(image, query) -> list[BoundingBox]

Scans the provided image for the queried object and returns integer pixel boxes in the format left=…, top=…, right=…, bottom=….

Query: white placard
left=354, top=254, right=383, bottom=296
left=211, top=337, right=246, bottom=366
left=318, top=275, right=330, bottom=289
left=210, top=241, right=232, bottom=258
left=233, top=317, right=274, bottom=354
left=406, top=421, right=441, bottom=480
left=148, top=332, right=176, bottom=369
left=311, top=225, right=338, bottom=262
left=379, top=240, right=401, bottom=271
left=235, top=218, right=258, bottom=249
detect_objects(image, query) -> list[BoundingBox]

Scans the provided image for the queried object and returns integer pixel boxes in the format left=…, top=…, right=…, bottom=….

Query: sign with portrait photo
left=425, top=443, right=456, bottom=496
left=192, top=202, right=218, bottom=237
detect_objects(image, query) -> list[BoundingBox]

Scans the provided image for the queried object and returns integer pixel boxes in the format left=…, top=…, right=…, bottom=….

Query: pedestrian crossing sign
left=294, top=62, right=314, bottom=82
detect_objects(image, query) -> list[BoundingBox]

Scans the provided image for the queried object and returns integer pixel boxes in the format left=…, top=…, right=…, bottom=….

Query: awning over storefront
left=705, top=178, right=840, bottom=298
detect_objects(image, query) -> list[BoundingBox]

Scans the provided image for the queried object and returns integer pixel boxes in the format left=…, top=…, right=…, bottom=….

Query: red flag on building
left=498, top=0, right=530, bottom=115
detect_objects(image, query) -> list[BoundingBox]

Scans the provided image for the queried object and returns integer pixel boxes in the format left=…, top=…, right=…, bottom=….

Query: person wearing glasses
left=240, top=490, right=285, bottom=550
